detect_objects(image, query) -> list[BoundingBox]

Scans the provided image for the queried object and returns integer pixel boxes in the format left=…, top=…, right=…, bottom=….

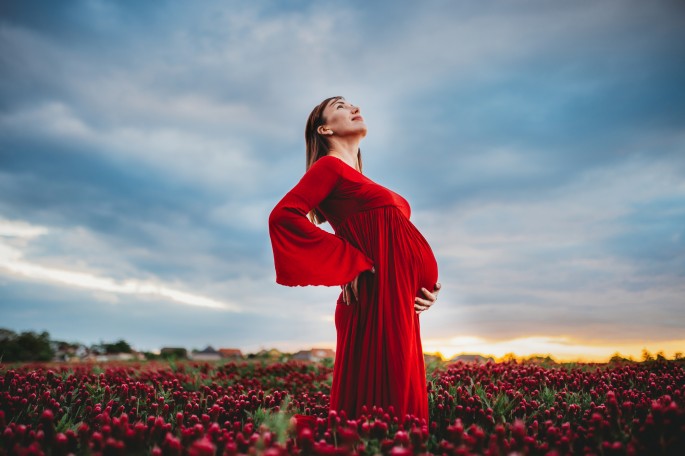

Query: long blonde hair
left=304, top=96, right=363, bottom=224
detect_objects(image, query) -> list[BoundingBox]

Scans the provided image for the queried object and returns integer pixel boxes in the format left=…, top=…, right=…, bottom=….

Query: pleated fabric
left=269, top=155, right=438, bottom=423
left=332, top=207, right=438, bottom=423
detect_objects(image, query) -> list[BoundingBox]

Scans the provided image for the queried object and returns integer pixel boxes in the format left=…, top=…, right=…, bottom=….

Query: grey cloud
left=414, top=155, right=685, bottom=340
left=1, top=0, right=684, bottom=352
left=0, top=279, right=337, bottom=352
left=0, top=140, right=271, bottom=286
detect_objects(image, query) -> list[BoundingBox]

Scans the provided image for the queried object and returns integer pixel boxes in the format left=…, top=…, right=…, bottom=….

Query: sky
left=1, top=0, right=684, bottom=362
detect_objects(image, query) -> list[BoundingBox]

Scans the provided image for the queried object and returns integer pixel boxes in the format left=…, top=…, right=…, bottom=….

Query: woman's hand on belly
left=414, top=282, right=441, bottom=315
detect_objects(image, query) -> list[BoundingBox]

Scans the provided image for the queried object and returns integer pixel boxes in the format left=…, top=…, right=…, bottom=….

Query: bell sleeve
left=268, top=156, right=374, bottom=287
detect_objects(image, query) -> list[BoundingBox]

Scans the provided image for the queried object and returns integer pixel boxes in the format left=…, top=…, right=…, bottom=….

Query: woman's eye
left=337, top=105, right=344, bottom=109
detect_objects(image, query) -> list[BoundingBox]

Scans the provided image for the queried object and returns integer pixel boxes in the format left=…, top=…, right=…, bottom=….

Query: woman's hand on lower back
left=342, top=266, right=375, bottom=305
left=415, top=282, right=441, bottom=314
left=342, top=276, right=358, bottom=305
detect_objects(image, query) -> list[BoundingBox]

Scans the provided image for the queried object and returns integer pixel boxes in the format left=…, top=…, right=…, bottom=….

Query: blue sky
left=1, top=0, right=684, bottom=360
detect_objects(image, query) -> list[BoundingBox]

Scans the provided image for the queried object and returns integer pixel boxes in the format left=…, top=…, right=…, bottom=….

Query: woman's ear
left=317, top=125, right=333, bottom=135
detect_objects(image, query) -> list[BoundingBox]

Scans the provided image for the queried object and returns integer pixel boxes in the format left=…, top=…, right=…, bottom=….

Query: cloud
left=0, top=219, right=48, bottom=239
left=417, top=155, right=685, bottom=343
left=0, top=218, right=240, bottom=311
left=0, top=274, right=342, bottom=352
left=0, top=0, right=683, bottom=355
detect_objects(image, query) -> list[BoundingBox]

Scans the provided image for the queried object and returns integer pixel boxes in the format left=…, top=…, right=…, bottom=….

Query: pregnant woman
left=269, top=96, right=441, bottom=423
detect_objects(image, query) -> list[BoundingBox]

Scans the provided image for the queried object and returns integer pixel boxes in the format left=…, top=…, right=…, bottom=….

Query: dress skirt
left=330, top=206, right=438, bottom=423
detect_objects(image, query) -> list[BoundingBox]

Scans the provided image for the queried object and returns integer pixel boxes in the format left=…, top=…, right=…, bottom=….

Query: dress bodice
left=317, top=156, right=411, bottom=231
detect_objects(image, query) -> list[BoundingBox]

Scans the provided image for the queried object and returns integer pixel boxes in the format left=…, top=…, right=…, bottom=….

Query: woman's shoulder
left=307, top=155, right=368, bottom=188
left=306, top=155, right=348, bottom=177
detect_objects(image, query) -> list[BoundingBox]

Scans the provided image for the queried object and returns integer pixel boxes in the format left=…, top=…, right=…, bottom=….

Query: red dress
left=269, top=155, right=438, bottom=423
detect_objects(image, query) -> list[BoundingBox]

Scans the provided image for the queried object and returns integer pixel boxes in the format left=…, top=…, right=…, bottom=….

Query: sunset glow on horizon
left=422, top=335, right=685, bottom=363
left=242, top=336, right=684, bottom=365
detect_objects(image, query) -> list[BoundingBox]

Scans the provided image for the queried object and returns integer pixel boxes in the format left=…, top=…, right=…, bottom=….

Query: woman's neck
left=327, top=137, right=361, bottom=171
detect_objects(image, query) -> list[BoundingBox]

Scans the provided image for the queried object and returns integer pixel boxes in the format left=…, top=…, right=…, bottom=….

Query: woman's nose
left=351, top=105, right=359, bottom=113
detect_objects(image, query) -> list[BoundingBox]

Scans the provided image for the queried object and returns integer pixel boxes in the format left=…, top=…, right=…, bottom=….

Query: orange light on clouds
left=422, top=335, right=685, bottom=363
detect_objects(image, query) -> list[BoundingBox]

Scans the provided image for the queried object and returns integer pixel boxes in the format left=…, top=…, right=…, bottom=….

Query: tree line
left=0, top=328, right=132, bottom=362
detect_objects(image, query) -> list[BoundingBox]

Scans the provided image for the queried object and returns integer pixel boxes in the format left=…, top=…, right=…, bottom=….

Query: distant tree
left=104, top=339, right=133, bottom=354
left=18, top=331, right=53, bottom=361
left=674, top=352, right=683, bottom=360
left=609, top=352, right=631, bottom=364
left=160, top=348, right=187, bottom=360
left=89, top=343, right=105, bottom=355
left=0, top=328, right=15, bottom=342
left=526, top=354, right=556, bottom=365
left=641, top=349, right=654, bottom=362
left=655, top=351, right=667, bottom=363
left=501, top=352, right=518, bottom=363
left=0, top=328, right=54, bottom=362
left=0, top=328, right=18, bottom=361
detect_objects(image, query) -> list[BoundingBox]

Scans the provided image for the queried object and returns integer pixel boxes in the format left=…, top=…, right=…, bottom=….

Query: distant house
left=191, top=346, right=222, bottom=361
left=310, top=348, right=335, bottom=361
left=292, top=348, right=335, bottom=362
left=52, top=343, right=88, bottom=362
left=219, top=348, right=243, bottom=359
left=291, top=350, right=310, bottom=361
left=449, top=354, right=495, bottom=364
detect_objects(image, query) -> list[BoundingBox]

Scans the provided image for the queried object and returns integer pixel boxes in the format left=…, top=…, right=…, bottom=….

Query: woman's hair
left=304, top=96, right=363, bottom=224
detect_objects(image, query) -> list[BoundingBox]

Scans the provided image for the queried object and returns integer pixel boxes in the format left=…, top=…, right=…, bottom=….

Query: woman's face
left=319, top=98, right=367, bottom=139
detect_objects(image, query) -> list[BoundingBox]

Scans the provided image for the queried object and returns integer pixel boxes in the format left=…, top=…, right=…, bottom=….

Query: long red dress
left=269, top=155, right=438, bottom=423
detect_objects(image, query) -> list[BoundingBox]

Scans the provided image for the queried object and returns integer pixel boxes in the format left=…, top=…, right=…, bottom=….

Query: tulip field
left=1, top=359, right=683, bottom=455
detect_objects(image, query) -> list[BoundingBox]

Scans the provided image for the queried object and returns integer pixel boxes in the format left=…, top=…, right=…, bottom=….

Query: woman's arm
left=269, top=156, right=374, bottom=287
